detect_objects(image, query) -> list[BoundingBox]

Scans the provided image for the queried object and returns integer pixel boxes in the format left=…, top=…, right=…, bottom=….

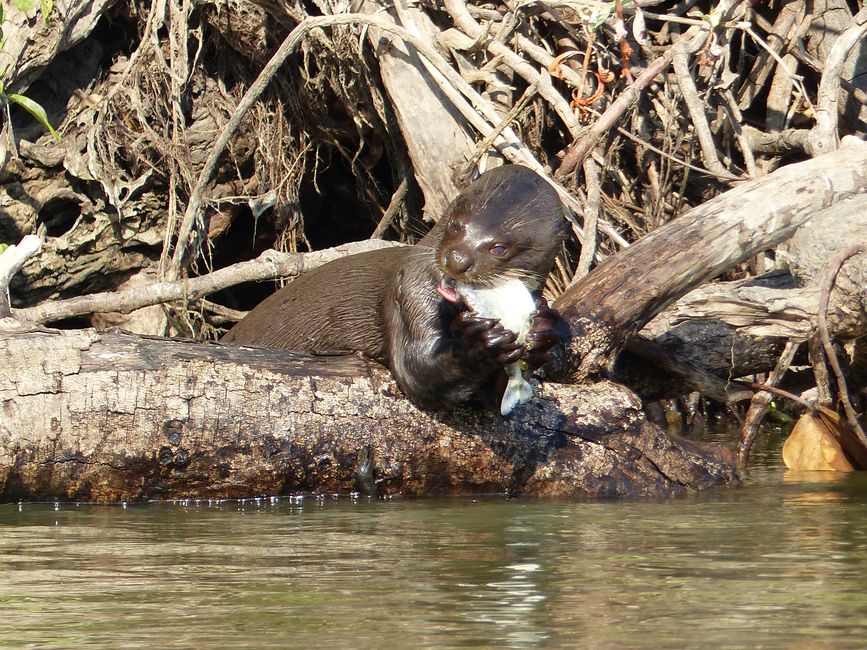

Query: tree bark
left=638, top=193, right=867, bottom=381
left=551, top=137, right=867, bottom=383
left=360, top=0, right=474, bottom=220
left=0, top=328, right=736, bottom=502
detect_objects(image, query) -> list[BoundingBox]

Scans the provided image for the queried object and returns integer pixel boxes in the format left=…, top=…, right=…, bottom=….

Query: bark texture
left=551, top=138, right=867, bottom=382
left=0, top=328, right=736, bottom=502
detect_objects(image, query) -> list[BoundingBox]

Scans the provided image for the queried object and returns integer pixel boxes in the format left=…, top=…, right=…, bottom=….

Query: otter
left=222, top=164, right=567, bottom=410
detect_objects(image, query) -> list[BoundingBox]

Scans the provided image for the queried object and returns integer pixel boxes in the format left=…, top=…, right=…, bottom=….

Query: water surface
left=3, top=430, right=867, bottom=648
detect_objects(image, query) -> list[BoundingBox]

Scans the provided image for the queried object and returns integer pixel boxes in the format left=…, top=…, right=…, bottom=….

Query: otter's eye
left=490, top=243, right=510, bottom=258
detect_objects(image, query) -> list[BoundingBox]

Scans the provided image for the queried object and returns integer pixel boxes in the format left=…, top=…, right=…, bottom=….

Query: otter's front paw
left=523, top=296, right=563, bottom=370
left=451, top=311, right=524, bottom=365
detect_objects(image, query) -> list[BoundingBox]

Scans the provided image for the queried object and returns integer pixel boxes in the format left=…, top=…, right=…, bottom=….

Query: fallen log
left=0, top=328, right=736, bottom=501
left=551, top=137, right=867, bottom=383
left=631, top=192, right=867, bottom=397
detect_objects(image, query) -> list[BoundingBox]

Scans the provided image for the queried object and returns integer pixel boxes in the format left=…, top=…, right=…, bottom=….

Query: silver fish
left=456, top=278, right=535, bottom=416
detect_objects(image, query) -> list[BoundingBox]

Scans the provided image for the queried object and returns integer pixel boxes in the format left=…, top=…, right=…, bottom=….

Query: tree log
left=0, top=328, right=736, bottom=502
left=552, top=137, right=867, bottom=383
left=642, top=193, right=867, bottom=373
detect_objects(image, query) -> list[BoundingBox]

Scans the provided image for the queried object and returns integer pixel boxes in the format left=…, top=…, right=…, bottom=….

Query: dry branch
left=807, top=8, right=867, bottom=156
left=737, top=341, right=800, bottom=468
left=14, top=241, right=402, bottom=325
left=0, top=236, right=41, bottom=317
left=816, top=245, right=867, bottom=446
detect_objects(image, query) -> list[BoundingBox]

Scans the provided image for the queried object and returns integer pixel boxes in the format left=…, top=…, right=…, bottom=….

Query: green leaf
left=589, top=4, right=614, bottom=30
left=0, top=243, right=8, bottom=254
left=11, top=0, right=38, bottom=12
left=40, top=0, right=52, bottom=23
left=7, top=92, right=60, bottom=141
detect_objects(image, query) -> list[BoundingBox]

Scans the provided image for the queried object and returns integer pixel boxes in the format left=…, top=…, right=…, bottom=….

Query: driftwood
left=631, top=193, right=867, bottom=398
left=0, top=328, right=736, bottom=501
left=551, top=138, right=867, bottom=382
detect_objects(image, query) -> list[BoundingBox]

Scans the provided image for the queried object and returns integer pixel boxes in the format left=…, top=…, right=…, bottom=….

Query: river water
left=3, top=428, right=867, bottom=648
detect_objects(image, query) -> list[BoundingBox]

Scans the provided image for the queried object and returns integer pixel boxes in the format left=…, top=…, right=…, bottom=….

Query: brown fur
left=222, top=165, right=565, bottom=409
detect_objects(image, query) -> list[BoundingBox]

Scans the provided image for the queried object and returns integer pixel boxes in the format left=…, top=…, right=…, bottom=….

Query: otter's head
left=437, top=165, right=566, bottom=296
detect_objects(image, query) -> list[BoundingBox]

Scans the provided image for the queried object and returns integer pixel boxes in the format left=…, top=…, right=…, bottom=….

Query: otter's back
left=222, top=245, right=422, bottom=359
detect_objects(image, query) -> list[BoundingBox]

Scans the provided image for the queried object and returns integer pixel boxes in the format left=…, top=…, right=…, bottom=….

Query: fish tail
left=500, top=365, right=534, bottom=416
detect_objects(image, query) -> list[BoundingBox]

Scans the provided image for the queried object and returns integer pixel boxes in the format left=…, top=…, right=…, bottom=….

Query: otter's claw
left=523, top=295, right=563, bottom=370
left=452, top=311, right=524, bottom=365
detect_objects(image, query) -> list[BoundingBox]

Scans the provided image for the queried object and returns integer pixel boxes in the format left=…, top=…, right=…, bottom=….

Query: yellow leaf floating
left=782, top=407, right=867, bottom=471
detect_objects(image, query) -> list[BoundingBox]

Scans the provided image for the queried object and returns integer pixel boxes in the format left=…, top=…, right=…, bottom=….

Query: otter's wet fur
left=222, top=164, right=566, bottom=410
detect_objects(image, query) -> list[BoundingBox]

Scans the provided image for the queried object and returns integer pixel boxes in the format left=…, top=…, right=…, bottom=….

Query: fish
left=455, top=278, right=536, bottom=416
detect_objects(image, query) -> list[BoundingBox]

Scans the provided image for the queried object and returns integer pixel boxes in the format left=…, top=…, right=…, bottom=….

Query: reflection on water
left=3, top=431, right=867, bottom=647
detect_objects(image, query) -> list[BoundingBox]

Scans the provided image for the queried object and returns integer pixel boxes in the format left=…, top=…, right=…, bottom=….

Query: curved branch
left=807, top=8, right=867, bottom=157
left=0, top=235, right=41, bottom=317
left=816, top=244, right=867, bottom=446
left=16, top=241, right=402, bottom=325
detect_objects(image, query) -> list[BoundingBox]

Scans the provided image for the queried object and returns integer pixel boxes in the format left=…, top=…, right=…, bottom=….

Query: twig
left=732, top=4, right=803, bottom=111
left=198, top=299, right=248, bottom=324
left=575, top=157, right=600, bottom=279
left=15, top=241, right=404, bottom=325
left=613, top=123, right=741, bottom=180
left=816, top=244, right=867, bottom=446
left=764, top=52, right=798, bottom=134
left=749, top=380, right=813, bottom=410
left=442, top=0, right=582, bottom=138
left=555, top=0, right=744, bottom=181
left=737, top=340, right=801, bottom=468
left=720, top=89, right=757, bottom=177
left=458, top=82, right=539, bottom=182
left=0, top=235, right=41, bottom=318
left=515, top=35, right=586, bottom=90
left=671, top=31, right=730, bottom=178
left=613, top=0, right=634, bottom=82
left=790, top=38, right=867, bottom=110
left=808, top=334, right=833, bottom=406
left=641, top=11, right=705, bottom=27
left=555, top=39, right=687, bottom=181
left=371, top=179, right=409, bottom=239
left=741, top=124, right=809, bottom=154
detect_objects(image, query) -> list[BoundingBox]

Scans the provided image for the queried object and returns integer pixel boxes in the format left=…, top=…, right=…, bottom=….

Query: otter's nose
left=444, top=249, right=473, bottom=275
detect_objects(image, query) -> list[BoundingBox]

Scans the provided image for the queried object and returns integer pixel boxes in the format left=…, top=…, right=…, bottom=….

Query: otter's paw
left=451, top=311, right=523, bottom=365
left=523, top=296, right=563, bottom=370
